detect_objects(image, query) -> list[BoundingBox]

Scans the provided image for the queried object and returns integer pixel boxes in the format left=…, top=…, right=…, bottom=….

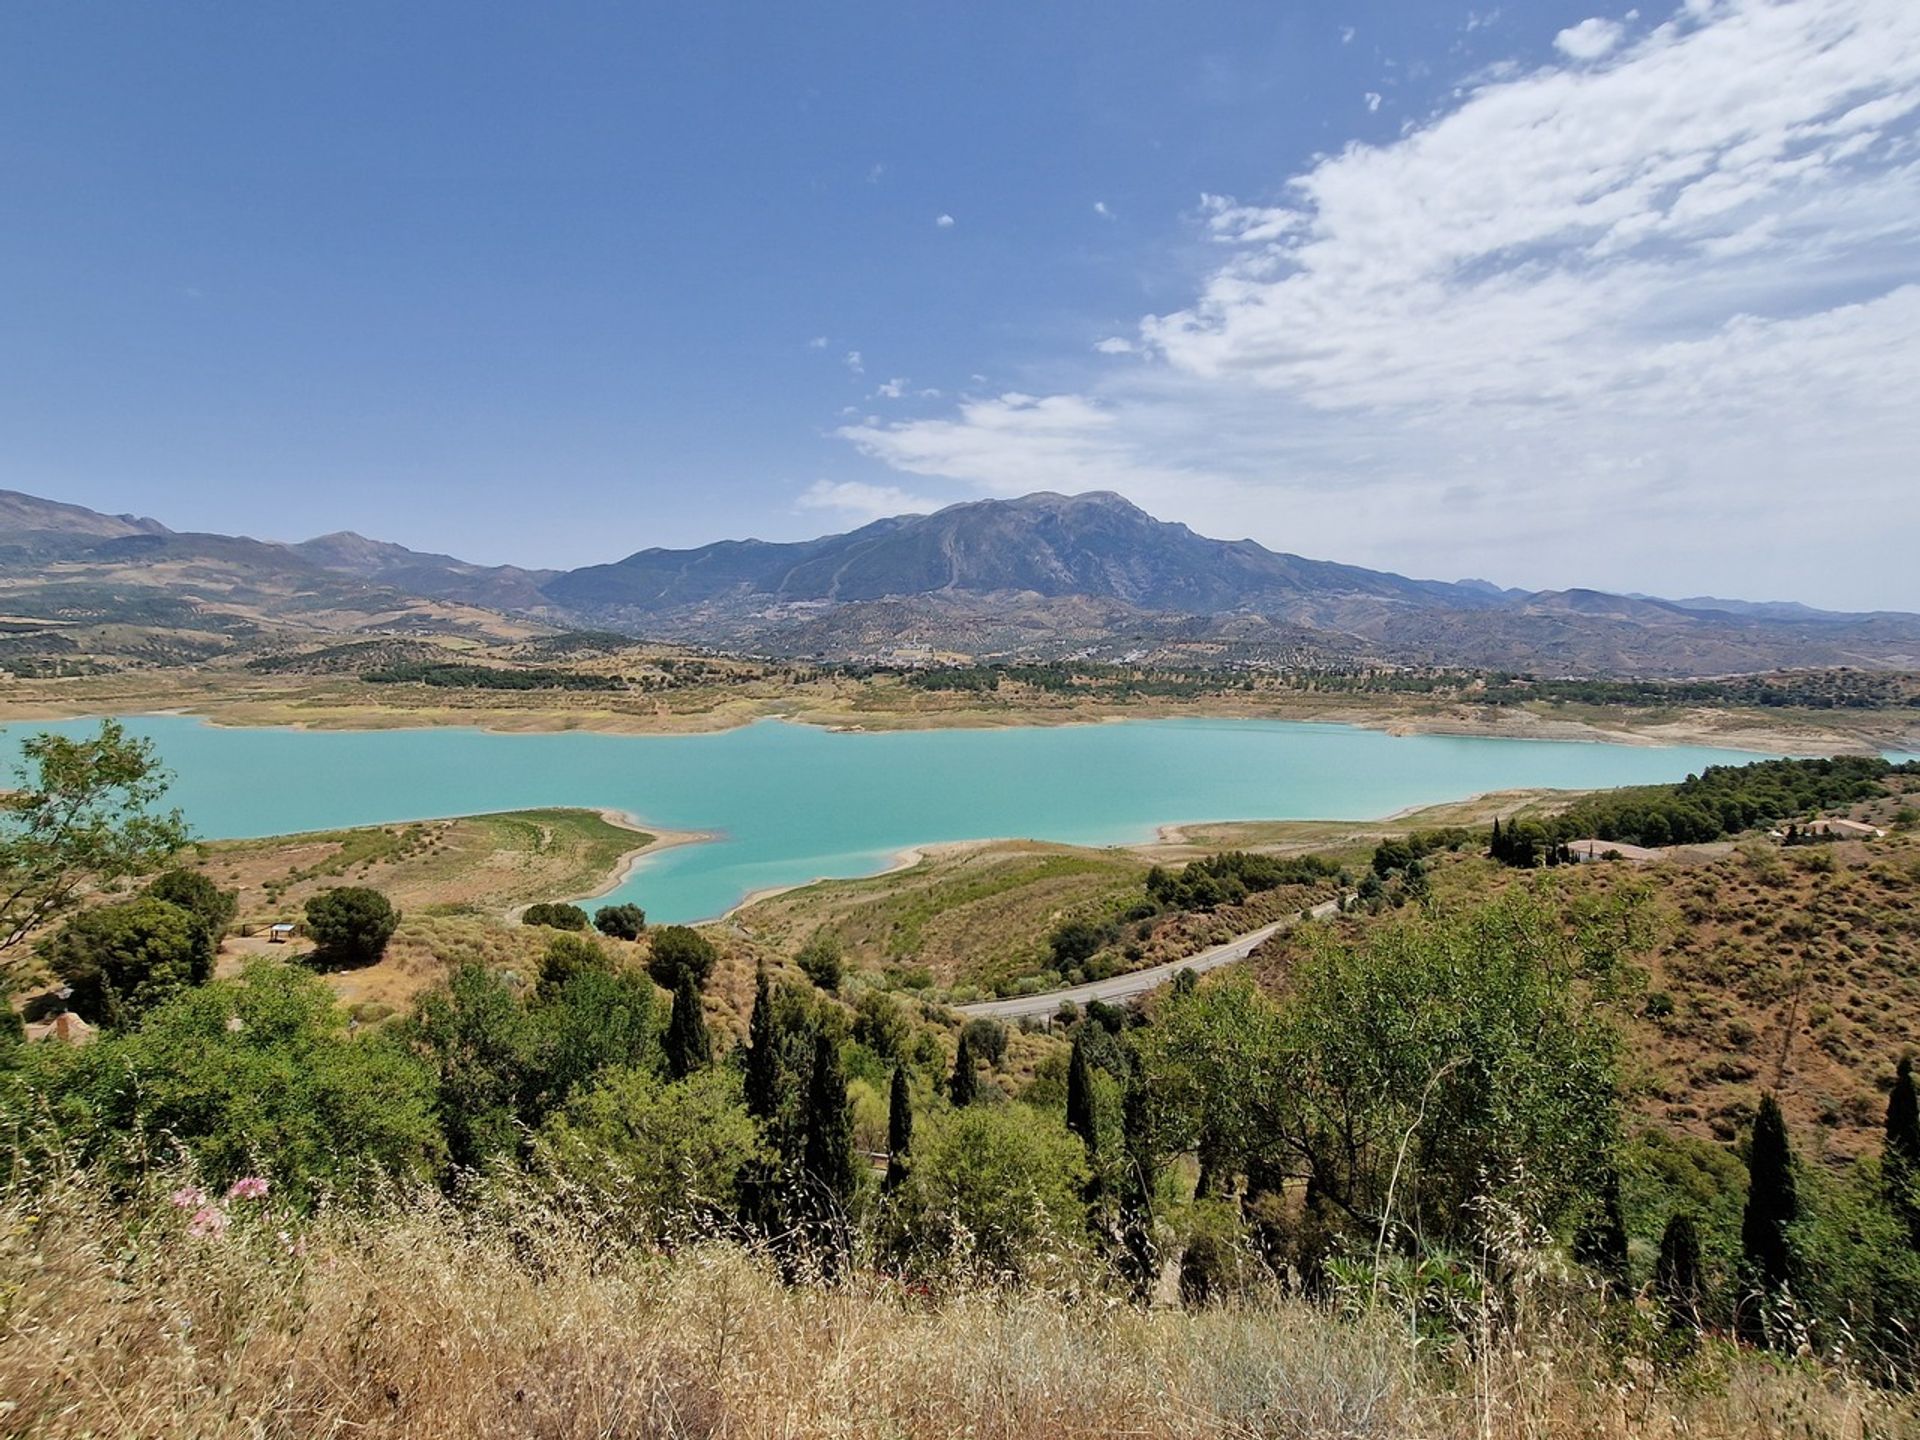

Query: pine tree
left=1886, top=1056, right=1920, bottom=1248
left=1065, top=1028, right=1097, bottom=1152
left=743, top=963, right=779, bottom=1121
left=949, top=1029, right=978, bottom=1107
left=1574, top=1163, right=1630, bottom=1288
left=1490, top=816, right=1504, bottom=862
left=884, top=1065, right=913, bottom=1193
left=1655, top=1211, right=1704, bottom=1332
left=802, top=1030, right=858, bottom=1275
left=1740, top=1093, right=1798, bottom=1344
left=665, top=968, right=710, bottom=1080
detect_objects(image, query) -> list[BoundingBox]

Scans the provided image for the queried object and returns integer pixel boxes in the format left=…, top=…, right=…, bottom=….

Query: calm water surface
left=0, top=716, right=1779, bottom=921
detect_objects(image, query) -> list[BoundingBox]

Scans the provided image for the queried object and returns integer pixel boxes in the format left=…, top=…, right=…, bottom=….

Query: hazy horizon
left=5, top=1, right=1917, bottom=610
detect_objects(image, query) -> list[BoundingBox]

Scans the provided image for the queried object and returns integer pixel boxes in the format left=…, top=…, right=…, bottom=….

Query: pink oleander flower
left=226, top=1176, right=270, bottom=1201
left=187, top=1206, right=230, bottom=1239
left=169, top=1185, right=207, bottom=1210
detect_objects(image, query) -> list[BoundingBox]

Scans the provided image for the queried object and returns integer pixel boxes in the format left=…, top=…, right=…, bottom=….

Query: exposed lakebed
left=2, top=715, right=1776, bottom=921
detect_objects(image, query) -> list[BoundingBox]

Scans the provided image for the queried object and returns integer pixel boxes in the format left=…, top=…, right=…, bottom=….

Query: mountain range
left=1, top=487, right=1915, bottom=677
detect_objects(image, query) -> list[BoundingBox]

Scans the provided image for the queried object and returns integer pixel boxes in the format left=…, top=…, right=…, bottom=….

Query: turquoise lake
left=0, top=715, right=1786, bottom=921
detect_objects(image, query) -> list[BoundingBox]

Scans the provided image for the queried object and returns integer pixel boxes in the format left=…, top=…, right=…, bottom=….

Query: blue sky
left=4, top=1, right=1917, bottom=608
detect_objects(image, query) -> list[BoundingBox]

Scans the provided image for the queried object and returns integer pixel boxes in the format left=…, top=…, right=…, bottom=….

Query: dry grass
left=0, top=1173, right=1906, bottom=1439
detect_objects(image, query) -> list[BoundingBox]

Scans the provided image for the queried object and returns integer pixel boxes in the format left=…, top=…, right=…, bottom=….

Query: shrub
left=39, top=898, right=213, bottom=1025
left=1048, top=918, right=1111, bottom=970
left=647, top=925, right=717, bottom=990
left=961, top=1017, right=1009, bottom=1070
left=795, top=932, right=844, bottom=992
left=303, top=887, right=400, bottom=970
left=12, top=959, right=442, bottom=1198
left=537, top=932, right=611, bottom=998
left=522, top=902, right=589, bottom=932
left=592, top=903, right=646, bottom=940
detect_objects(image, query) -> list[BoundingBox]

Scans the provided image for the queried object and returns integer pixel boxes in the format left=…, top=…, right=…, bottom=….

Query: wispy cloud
left=797, top=479, right=940, bottom=523
left=836, top=0, right=1920, bottom=607
left=1093, top=200, right=1114, bottom=219
left=935, top=213, right=956, bottom=228
left=843, top=350, right=864, bottom=375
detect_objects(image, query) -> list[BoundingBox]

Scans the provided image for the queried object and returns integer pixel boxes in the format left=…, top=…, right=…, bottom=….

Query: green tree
left=522, top=901, right=589, bottom=931
left=892, top=1104, right=1088, bottom=1280
left=884, top=1064, right=913, bottom=1193
left=949, top=1029, right=979, bottom=1107
left=534, top=961, right=658, bottom=1106
left=303, top=886, right=400, bottom=970
left=801, top=1030, right=858, bottom=1273
left=743, top=965, right=780, bottom=1122
left=40, top=897, right=212, bottom=1026
left=1740, top=1093, right=1798, bottom=1344
left=647, top=924, right=717, bottom=990
left=592, top=902, right=646, bottom=940
left=795, top=931, right=844, bottom=992
left=1066, top=1029, right=1098, bottom=1154
left=145, top=867, right=237, bottom=941
left=1887, top=1056, right=1920, bottom=1248
left=408, top=962, right=539, bottom=1171
left=1116, top=1060, right=1159, bottom=1299
left=1270, top=891, right=1626, bottom=1248
left=0, top=721, right=189, bottom=966
left=1656, top=1211, right=1704, bottom=1332
left=665, top=968, right=711, bottom=1080
left=15, top=959, right=441, bottom=1199
left=1575, top=1162, right=1631, bottom=1288
left=1048, top=917, right=1108, bottom=970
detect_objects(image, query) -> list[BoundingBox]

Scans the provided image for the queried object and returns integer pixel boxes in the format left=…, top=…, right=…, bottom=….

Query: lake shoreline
left=0, top=687, right=1908, bottom=758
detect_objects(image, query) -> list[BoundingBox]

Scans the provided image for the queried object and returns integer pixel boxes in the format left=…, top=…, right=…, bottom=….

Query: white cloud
left=1094, top=200, right=1114, bottom=219
left=1555, top=16, right=1626, bottom=59
left=1340, top=26, right=1356, bottom=44
left=843, top=350, right=863, bottom=375
left=1364, top=91, right=1383, bottom=112
left=832, top=0, right=1920, bottom=609
left=807, top=336, right=828, bottom=349
left=796, top=480, right=940, bottom=523
left=935, top=213, right=956, bottom=228
left=1094, top=336, right=1136, bottom=354
left=873, top=377, right=910, bottom=399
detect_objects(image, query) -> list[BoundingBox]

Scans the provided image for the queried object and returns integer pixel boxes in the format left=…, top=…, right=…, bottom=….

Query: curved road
left=955, top=894, right=1347, bottom=1023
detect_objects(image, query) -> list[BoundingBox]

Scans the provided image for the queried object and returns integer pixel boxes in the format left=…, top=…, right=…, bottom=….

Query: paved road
left=954, top=894, right=1347, bottom=1023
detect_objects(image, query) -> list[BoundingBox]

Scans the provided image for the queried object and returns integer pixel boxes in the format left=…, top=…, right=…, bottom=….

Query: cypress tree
left=743, top=963, right=779, bottom=1121
left=1065, top=1028, right=1097, bottom=1152
left=1490, top=816, right=1503, bottom=862
left=1655, top=1211, right=1704, bottom=1332
left=1886, top=1056, right=1920, bottom=1247
left=1574, top=1163, right=1630, bottom=1288
left=1116, top=1061, right=1158, bottom=1300
left=884, top=1065, right=912, bottom=1193
left=1740, top=1093, right=1798, bottom=1343
left=949, top=1029, right=978, bottom=1107
left=665, top=968, right=710, bottom=1080
left=802, top=1030, right=858, bottom=1276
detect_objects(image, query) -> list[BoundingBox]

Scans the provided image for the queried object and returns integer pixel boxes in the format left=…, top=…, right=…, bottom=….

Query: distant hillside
left=2, top=486, right=1917, bottom=677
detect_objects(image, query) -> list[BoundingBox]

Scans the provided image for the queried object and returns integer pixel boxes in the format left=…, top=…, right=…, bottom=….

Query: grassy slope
left=1248, top=790, right=1920, bottom=1166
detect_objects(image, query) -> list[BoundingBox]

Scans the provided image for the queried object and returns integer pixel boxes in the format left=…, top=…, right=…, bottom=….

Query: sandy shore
left=571, top=809, right=716, bottom=904
left=722, top=836, right=1011, bottom=919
